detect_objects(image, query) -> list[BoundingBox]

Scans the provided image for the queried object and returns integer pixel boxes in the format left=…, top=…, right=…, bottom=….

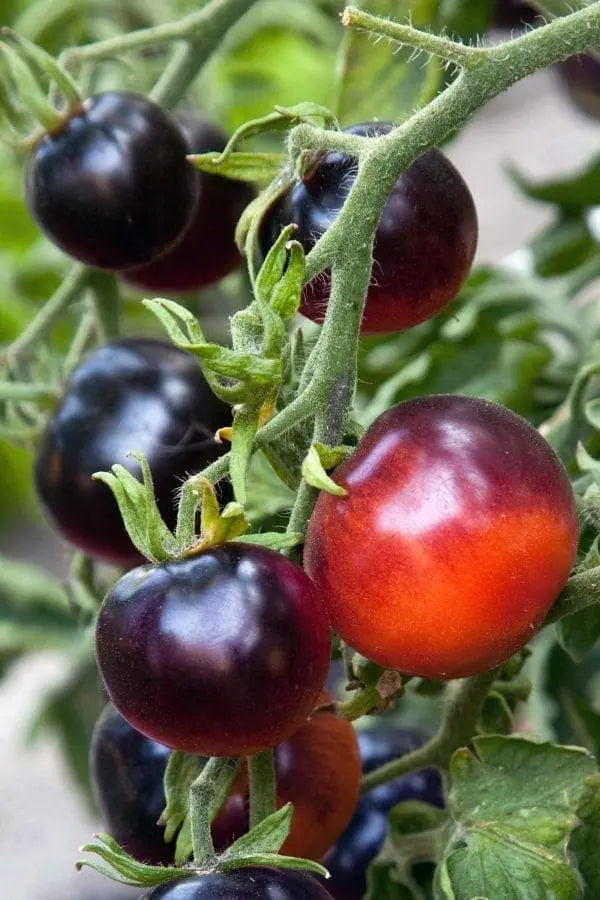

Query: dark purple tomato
left=95, top=543, right=331, bottom=755
left=493, top=1, right=537, bottom=29
left=25, top=92, right=198, bottom=269
left=89, top=703, right=172, bottom=865
left=305, top=395, right=578, bottom=679
left=259, top=123, right=478, bottom=334
left=124, top=116, right=255, bottom=292
left=142, top=868, right=334, bottom=899
left=324, top=727, right=443, bottom=900
left=556, top=54, right=600, bottom=120
left=34, top=338, right=230, bottom=567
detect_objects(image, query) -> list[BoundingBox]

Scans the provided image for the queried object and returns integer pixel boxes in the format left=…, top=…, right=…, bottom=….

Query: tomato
left=34, top=338, right=230, bottom=566
left=25, top=92, right=198, bottom=269
left=556, top=55, right=600, bottom=120
left=89, top=703, right=171, bottom=865
left=141, top=869, right=334, bottom=898
left=325, top=727, right=443, bottom=900
left=124, top=115, right=255, bottom=292
left=95, top=544, right=331, bottom=755
left=212, top=702, right=361, bottom=860
left=304, top=395, right=578, bottom=679
left=493, top=1, right=537, bottom=28
left=259, top=123, right=477, bottom=334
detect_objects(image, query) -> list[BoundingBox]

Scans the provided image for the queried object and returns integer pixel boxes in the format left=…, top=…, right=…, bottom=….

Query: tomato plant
left=26, top=92, right=199, bottom=269
left=305, top=395, right=578, bottom=679
left=2, top=1, right=600, bottom=899
left=95, top=543, right=331, bottom=755
left=260, top=124, right=478, bottom=334
left=35, top=338, right=231, bottom=566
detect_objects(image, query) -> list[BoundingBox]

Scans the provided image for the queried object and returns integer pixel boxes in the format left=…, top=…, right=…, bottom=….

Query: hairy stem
left=248, top=749, right=276, bottom=828
left=360, top=669, right=497, bottom=793
left=189, top=756, right=239, bottom=865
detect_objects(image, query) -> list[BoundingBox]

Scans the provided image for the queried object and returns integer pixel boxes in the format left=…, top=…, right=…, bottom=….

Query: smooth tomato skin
left=212, top=705, right=361, bottom=860
left=35, top=338, right=230, bottom=567
left=124, top=116, right=254, bottom=292
left=26, top=92, right=198, bottom=269
left=96, top=544, right=331, bottom=755
left=304, top=395, right=578, bottom=679
left=89, top=704, right=171, bottom=865
left=325, top=727, right=443, bottom=900
left=142, top=869, right=334, bottom=899
left=259, top=123, right=477, bottom=334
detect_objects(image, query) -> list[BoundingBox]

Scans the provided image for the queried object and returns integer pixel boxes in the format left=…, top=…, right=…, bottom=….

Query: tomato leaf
left=437, top=735, right=596, bottom=899
left=568, top=773, right=600, bottom=898
left=508, top=156, right=600, bottom=213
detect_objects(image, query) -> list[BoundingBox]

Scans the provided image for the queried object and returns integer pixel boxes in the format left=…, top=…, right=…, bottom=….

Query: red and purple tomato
left=34, top=338, right=231, bottom=567
left=125, top=115, right=255, bottom=292
left=259, top=123, right=478, bottom=334
left=213, top=701, right=361, bottom=861
left=26, top=92, right=198, bottom=269
left=304, top=395, right=578, bottom=679
left=96, top=543, right=331, bottom=755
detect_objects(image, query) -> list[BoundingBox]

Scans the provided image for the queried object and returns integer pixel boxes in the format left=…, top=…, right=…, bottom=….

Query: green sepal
left=217, top=103, right=338, bottom=161
left=237, top=532, right=304, bottom=551
left=218, top=852, right=329, bottom=879
left=93, top=453, right=178, bottom=563
left=230, top=406, right=260, bottom=505
left=76, top=833, right=189, bottom=888
left=189, top=151, right=285, bottom=185
left=1, top=28, right=81, bottom=109
left=301, top=444, right=348, bottom=496
left=0, top=39, right=62, bottom=133
left=160, top=752, right=206, bottom=845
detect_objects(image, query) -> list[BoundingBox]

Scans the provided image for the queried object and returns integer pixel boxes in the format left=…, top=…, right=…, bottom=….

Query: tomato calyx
left=336, top=656, right=405, bottom=721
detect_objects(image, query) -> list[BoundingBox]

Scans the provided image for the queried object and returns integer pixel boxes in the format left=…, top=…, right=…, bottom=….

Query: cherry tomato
left=212, top=702, right=361, bottom=860
left=493, top=0, right=537, bottom=28
left=325, top=727, right=443, bottom=900
left=95, top=543, right=331, bottom=755
left=259, top=123, right=477, bottom=334
left=124, top=115, right=254, bottom=292
left=89, top=703, right=171, bottom=865
left=35, top=338, right=230, bottom=566
left=142, top=868, right=334, bottom=899
left=304, top=395, right=577, bottom=679
left=556, top=55, right=600, bottom=120
left=26, top=92, right=199, bottom=269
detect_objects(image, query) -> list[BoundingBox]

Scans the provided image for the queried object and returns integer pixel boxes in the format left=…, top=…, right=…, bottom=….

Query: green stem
left=248, top=749, right=276, bottom=828
left=87, top=270, right=120, bottom=341
left=360, top=669, right=497, bottom=793
left=63, top=0, right=258, bottom=69
left=2, top=264, right=88, bottom=365
left=189, top=756, right=238, bottom=865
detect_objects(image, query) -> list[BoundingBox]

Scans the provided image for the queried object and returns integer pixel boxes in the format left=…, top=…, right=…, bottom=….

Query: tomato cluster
left=260, top=122, right=478, bottom=334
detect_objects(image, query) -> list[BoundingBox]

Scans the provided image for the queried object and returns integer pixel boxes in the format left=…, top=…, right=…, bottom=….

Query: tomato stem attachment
left=248, top=749, right=276, bottom=828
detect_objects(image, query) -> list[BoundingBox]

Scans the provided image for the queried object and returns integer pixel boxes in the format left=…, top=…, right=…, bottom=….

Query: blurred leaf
left=509, top=156, right=600, bottom=213
left=569, top=774, right=600, bottom=899
left=530, top=216, right=597, bottom=278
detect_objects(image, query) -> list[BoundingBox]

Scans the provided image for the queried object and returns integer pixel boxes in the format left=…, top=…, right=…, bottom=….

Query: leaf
left=189, top=151, right=285, bottom=185
left=219, top=802, right=293, bottom=860
left=437, top=735, right=596, bottom=900
left=508, top=156, right=600, bottom=213
left=476, top=690, right=514, bottom=735
left=301, top=444, right=347, bottom=496
left=568, top=774, right=600, bottom=898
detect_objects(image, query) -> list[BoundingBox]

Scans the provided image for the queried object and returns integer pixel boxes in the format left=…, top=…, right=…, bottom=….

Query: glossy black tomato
left=125, top=115, right=255, bottom=292
left=142, top=868, right=334, bottom=899
left=95, top=543, right=331, bottom=756
left=89, top=703, right=172, bottom=865
left=35, top=338, right=230, bottom=566
left=556, top=54, right=600, bottom=120
left=324, top=727, right=443, bottom=900
left=259, top=123, right=478, bottom=334
left=493, top=0, right=537, bottom=29
left=25, top=92, right=198, bottom=269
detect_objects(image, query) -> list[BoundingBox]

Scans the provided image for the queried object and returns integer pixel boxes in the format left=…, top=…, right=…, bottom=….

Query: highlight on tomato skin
left=259, top=122, right=478, bottom=335
left=304, top=394, right=578, bottom=680
left=34, top=338, right=231, bottom=567
left=141, top=868, right=335, bottom=899
left=124, top=115, right=255, bottom=292
left=95, top=543, right=331, bottom=756
left=212, top=701, right=361, bottom=861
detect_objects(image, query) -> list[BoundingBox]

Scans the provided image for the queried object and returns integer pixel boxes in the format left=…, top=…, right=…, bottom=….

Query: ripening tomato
left=304, top=395, right=577, bottom=679
left=142, top=869, right=334, bottom=899
left=212, top=702, right=361, bottom=861
left=259, top=123, right=477, bottom=334
left=96, top=544, right=331, bottom=755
